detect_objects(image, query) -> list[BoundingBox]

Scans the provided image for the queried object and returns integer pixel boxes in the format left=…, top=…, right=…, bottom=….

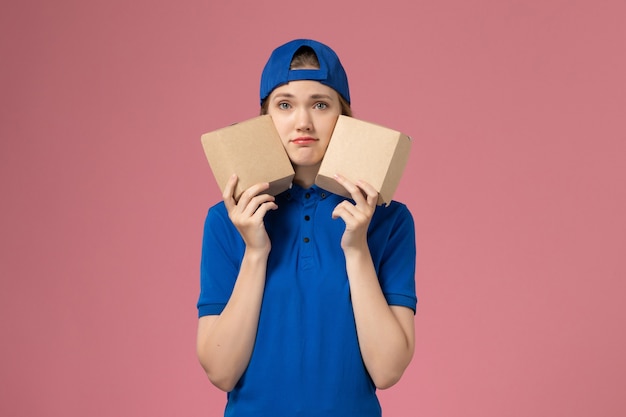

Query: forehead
left=269, top=80, right=339, bottom=100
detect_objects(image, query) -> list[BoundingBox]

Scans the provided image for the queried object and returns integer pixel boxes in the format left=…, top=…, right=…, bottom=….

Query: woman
left=197, top=39, right=417, bottom=416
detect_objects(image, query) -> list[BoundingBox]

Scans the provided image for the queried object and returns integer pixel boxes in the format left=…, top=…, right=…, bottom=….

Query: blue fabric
left=198, top=185, right=417, bottom=417
left=259, top=39, right=351, bottom=105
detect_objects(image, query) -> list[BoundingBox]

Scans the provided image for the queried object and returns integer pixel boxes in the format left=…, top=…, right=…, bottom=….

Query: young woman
left=197, top=39, right=417, bottom=416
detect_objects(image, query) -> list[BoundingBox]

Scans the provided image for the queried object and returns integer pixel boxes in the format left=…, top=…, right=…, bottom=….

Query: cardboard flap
left=201, top=115, right=295, bottom=200
left=315, top=116, right=411, bottom=206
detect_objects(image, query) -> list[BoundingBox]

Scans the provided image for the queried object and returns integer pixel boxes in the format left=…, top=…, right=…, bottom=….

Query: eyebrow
left=271, top=93, right=335, bottom=101
left=310, top=94, right=334, bottom=100
left=272, top=93, right=295, bottom=99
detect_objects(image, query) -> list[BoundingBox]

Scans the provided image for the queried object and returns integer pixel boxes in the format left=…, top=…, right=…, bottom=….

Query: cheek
left=319, top=116, right=339, bottom=141
left=268, top=115, right=291, bottom=140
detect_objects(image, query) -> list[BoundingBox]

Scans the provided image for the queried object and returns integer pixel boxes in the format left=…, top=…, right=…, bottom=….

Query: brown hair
left=260, top=46, right=353, bottom=117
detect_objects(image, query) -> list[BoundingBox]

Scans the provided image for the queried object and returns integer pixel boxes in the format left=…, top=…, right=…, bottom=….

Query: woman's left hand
left=331, top=174, right=378, bottom=251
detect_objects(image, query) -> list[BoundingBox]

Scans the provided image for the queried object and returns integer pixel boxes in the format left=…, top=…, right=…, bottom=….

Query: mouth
left=291, top=136, right=318, bottom=145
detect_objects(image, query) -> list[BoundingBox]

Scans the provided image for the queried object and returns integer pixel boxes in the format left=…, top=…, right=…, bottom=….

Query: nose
left=296, top=108, right=313, bottom=131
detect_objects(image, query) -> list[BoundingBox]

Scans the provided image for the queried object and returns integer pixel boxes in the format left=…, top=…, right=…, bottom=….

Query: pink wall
left=1, top=0, right=624, bottom=416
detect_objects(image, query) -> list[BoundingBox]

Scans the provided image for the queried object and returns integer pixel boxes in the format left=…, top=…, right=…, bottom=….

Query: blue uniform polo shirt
left=198, top=184, right=417, bottom=417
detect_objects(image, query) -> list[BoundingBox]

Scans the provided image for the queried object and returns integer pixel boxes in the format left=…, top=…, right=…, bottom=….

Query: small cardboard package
left=316, top=115, right=411, bottom=206
left=200, top=115, right=295, bottom=200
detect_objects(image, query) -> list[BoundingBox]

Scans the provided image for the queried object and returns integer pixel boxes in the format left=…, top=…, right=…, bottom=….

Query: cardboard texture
left=201, top=115, right=295, bottom=200
left=316, top=116, right=411, bottom=206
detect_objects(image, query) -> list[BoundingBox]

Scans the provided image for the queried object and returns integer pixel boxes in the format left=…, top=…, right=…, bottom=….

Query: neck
left=292, top=164, right=320, bottom=189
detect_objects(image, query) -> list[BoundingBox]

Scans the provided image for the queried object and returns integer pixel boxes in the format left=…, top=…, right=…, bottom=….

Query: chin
left=291, top=159, right=323, bottom=170
left=288, top=153, right=321, bottom=166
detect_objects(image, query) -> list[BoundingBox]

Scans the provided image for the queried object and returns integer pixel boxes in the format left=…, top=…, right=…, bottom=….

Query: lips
left=291, top=136, right=318, bottom=145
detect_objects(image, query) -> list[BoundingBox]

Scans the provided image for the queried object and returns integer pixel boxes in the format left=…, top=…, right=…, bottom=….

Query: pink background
left=1, top=0, right=625, bottom=416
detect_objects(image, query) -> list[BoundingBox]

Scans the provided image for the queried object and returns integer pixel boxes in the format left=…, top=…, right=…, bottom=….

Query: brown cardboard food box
left=315, top=115, right=411, bottom=206
left=200, top=115, right=295, bottom=201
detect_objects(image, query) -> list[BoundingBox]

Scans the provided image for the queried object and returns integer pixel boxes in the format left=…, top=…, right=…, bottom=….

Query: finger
left=333, top=174, right=367, bottom=205
left=237, top=182, right=274, bottom=215
left=355, top=179, right=379, bottom=208
left=223, top=174, right=238, bottom=211
left=242, top=193, right=276, bottom=218
left=243, top=182, right=271, bottom=200
left=236, top=182, right=271, bottom=213
left=331, top=201, right=356, bottom=221
left=250, top=200, right=278, bottom=220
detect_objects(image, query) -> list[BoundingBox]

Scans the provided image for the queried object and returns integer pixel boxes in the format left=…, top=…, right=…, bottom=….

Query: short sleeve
left=372, top=203, right=418, bottom=313
left=197, top=203, right=245, bottom=317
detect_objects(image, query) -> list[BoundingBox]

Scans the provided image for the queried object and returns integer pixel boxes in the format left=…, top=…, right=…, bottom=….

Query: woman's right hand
left=223, top=174, right=278, bottom=253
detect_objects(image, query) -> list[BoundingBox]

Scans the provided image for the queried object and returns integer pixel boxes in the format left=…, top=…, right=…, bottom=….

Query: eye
left=278, top=102, right=291, bottom=110
left=314, top=102, right=328, bottom=110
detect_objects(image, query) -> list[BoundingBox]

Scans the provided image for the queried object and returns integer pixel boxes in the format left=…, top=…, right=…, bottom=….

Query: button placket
left=301, top=190, right=316, bottom=246
left=298, top=188, right=318, bottom=270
